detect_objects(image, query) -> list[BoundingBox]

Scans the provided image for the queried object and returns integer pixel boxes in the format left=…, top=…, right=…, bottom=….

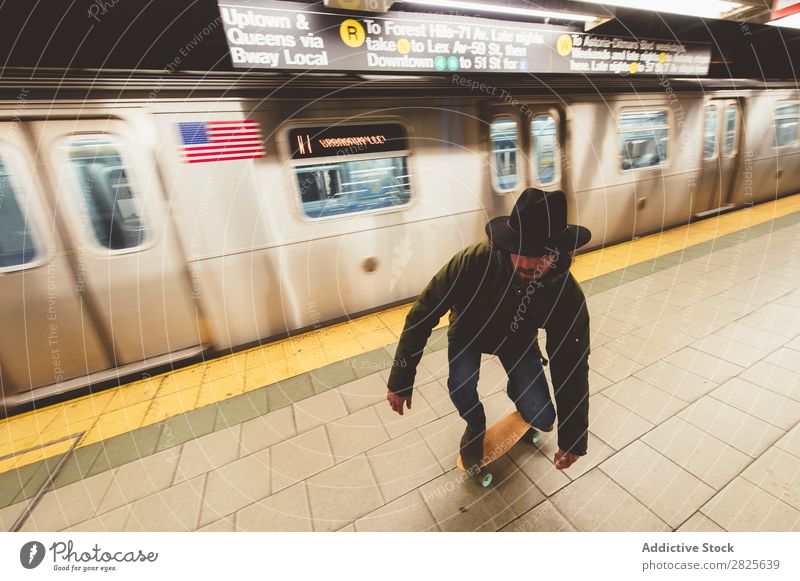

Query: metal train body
left=1, top=73, right=798, bottom=410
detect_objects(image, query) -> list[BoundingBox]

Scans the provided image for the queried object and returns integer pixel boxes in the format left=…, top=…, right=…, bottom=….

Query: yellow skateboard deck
left=456, top=411, right=536, bottom=485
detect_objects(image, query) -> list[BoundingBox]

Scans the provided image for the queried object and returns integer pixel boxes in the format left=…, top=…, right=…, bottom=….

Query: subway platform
left=2, top=196, right=800, bottom=532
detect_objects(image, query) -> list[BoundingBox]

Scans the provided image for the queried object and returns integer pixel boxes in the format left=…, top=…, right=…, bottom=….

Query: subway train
left=1, top=70, right=798, bottom=411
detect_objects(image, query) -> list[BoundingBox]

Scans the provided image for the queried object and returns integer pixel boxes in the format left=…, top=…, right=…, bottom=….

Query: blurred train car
left=1, top=71, right=798, bottom=410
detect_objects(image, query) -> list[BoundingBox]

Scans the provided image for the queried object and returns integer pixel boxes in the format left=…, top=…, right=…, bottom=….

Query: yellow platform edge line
left=2, top=193, right=799, bottom=472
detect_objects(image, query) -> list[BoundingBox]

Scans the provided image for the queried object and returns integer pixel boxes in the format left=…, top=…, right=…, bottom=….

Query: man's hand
left=553, top=449, right=580, bottom=470
left=387, top=390, right=412, bottom=415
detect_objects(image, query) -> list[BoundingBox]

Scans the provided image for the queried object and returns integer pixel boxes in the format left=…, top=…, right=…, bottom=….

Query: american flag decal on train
left=177, top=120, right=265, bottom=163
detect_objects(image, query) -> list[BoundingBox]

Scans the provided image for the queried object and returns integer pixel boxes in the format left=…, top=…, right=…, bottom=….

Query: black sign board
left=218, top=0, right=712, bottom=75
left=288, top=123, right=408, bottom=160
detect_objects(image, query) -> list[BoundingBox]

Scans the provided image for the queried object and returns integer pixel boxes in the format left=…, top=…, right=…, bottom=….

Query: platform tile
left=416, top=413, right=465, bottom=472
left=602, top=335, right=677, bottom=368
left=676, top=512, right=726, bottom=532
left=199, top=448, right=271, bottom=527
left=700, top=477, right=800, bottom=532
left=197, top=515, right=235, bottom=532
left=741, top=447, right=800, bottom=512
left=366, top=430, right=443, bottom=503
left=418, top=348, right=448, bottom=380
left=630, top=322, right=698, bottom=352
left=634, top=360, right=717, bottom=403
left=355, top=489, right=438, bottom=532
left=691, top=334, right=769, bottom=368
left=98, top=447, right=181, bottom=514
left=235, top=483, right=312, bottom=532
left=764, top=347, right=800, bottom=373
left=740, top=361, right=800, bottom=403
left=664, top=347, right=744, bottom=384
left=325, top=406, right=389, bottom=462
left=500, top=500, right=576, bottom=532
left=589, top=346, right=644, bottom=383
left=124, top=474, right=205, bottom=532
left=373, top=393, right=438, bottom=439
left=293, top=389, right=348, bottom=434
left=306, top=455, right=384, bottom=532
left=92, top=422, right=165, bottom=475
left=678, top=397, right=785, bottom=459
left=602, top=376, right=687, bottom=425
left=0, top=501, right=26, bottom=532
left=550, top=468, right=669, bottom=532
left=711, top=377, right=800, bottom=430
left=270, top=426, right=334, bottom=493
left=20, top=470, right=115, bottom=532
left=338, top=373, right=387, bottom=414
left=66, top=505, right=131, bottom=532
left=239, top=406, right=296, bottom=457
left=416, top=379, right=456, bottom=417
left=172, top=424, right=241, bottom=484
left=588, top=394, right=654, bottom=451
left=485, top=455, right=547, bottom=519
left=641, top=416, right=751, bottom=491
left=775, top=425, right=800, bottom=459
left=506, top=437, right=571, bottom=497
left=599, top=441, right=716, bottom=529
left=418, top=468, right=516, bottom=532
left=716, top=322, right=787, bottom=353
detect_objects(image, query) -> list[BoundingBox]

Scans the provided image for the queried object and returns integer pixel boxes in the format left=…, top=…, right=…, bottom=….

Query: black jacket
left=387, top=240, right=591, bottom=455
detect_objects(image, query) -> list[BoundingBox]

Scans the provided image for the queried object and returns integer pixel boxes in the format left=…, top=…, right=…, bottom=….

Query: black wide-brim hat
left=486, top=188, right=592, bottom=255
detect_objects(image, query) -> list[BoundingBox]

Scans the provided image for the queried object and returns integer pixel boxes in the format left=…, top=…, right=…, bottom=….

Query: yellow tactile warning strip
left=2, top=193, right=800, bottom=473
left=571, top=195, right=800, bottom=281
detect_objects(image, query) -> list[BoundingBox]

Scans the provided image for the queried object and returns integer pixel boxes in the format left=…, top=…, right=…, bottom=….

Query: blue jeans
left=446, top=341, right=556, bottom=433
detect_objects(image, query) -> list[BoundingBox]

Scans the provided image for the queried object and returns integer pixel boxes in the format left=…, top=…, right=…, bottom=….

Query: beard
left=514, top=266, right=552, bottom=283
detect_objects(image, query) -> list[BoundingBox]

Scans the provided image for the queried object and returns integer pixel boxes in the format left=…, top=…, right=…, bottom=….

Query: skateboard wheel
left=481, top=472, right=493, bottom=487
left=531, top=430, right=540, bottom=445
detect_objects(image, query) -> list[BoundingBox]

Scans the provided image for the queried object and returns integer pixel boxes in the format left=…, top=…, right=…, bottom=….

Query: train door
left=717, top=100, right=741, bottom=205
left=528, top=107, right=563, bottom=191
left=773, top=100, right=800, bottom=197
left=694, top=99, right=740, bottom=215
left=30, top=118, right=201, bottom=367
left=488, top=113, right=522, bottom=195
left=488, top=105, right=562, bottom=196
left=0, top=122, right=110, bottom=401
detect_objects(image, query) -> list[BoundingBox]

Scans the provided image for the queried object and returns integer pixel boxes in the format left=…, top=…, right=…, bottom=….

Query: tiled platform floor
left=4, top=194, right=800, bottom=478
left=3, top=217, right=800, bottom=532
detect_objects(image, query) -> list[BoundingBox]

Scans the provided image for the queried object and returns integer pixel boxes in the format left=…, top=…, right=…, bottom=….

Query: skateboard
left=456, top=411, right=540, bottom=487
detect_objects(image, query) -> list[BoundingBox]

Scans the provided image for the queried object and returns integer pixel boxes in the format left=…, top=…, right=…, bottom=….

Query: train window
left=490, top=118, right=519, bottom=192
left=723, top=105, right=739, bottom=157
left=294, top=157, right=411, bottom=218
left=0, top=150, right=37, bottom=268
left=64, top=137, right=147, bottom=250
left=773, top=103, right=800, bottom=148
left=289, top=123, right=412, bottom=218
left=618, top=110, right=669, bottom=171
left=531, top=114, right=558, bottom=185
left=703, top=105, right=718, bottom=160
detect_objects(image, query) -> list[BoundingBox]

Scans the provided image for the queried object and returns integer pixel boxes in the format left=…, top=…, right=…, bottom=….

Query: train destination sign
left=288, top=123, right=408, bottom=159
left=218, top=0, right=712, bottom=76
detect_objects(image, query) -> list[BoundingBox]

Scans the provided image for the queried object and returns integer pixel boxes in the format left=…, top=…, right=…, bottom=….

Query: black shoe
left=460, top=426, right=485, bottom=472
left=524, top=424, right=553, bottom=445
left=523, top=428, right=536, bottom=444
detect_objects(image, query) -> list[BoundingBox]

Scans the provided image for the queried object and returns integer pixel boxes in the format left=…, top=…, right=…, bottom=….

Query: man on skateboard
left=386, top=188, right=592, bottom=474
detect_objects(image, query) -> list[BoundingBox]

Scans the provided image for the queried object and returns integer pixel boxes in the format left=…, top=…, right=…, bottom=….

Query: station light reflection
left=402, top=0, right=598, bottom=22
left=579, top=0, right=742, bottom=19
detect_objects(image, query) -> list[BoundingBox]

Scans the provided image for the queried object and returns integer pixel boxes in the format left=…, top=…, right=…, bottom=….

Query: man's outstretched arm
left=544, top=277, right=591, bottom=468
left=387, top=250, right=467, bottom=400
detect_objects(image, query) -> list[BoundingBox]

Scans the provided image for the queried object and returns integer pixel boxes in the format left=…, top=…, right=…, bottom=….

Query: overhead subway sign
left=218, top=0, right=712, bottom=75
